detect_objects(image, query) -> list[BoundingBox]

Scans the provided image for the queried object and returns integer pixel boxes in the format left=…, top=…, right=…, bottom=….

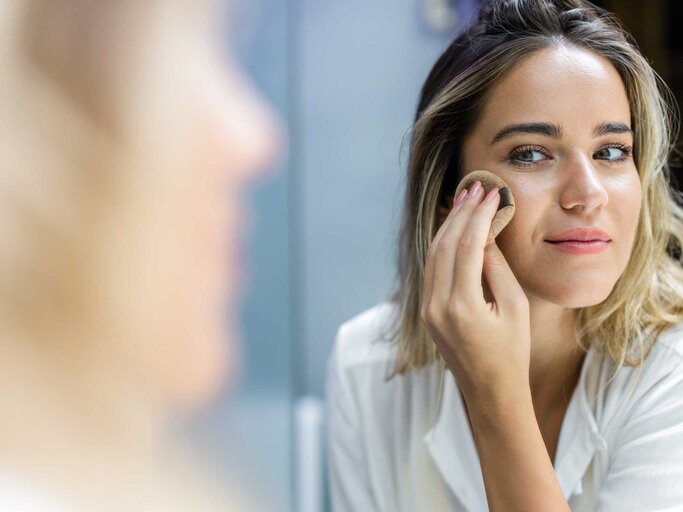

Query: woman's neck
left=0, top=330, right=166, bottom=478
left=527, top=299, right=586, bottom=412
left=0, top=330, right=245, bottom=511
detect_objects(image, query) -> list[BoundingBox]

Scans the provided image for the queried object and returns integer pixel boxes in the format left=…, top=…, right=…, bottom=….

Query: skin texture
left=421, top=44, right=641, bottom=510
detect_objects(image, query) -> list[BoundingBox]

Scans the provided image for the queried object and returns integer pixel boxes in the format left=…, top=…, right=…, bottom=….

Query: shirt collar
left=422, top=345, right=606, bottom=509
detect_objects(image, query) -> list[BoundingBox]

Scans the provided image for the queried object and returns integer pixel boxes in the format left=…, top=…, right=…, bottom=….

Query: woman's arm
left=464, top=382, right=570, bottom=512
left=420, top=183, right=570, bottom=511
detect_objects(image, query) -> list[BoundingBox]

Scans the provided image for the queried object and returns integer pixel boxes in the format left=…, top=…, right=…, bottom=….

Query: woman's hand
left=421, top=180, right=531, bottom=401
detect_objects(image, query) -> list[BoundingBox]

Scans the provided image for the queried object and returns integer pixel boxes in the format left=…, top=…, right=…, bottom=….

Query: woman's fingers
left=422, top=187, right=468, bottom=309
left=451, top=186, right=500, bottom=305
left=427, top=183, right=483, bottom=307
left=482, top=240, right=526, bottom=313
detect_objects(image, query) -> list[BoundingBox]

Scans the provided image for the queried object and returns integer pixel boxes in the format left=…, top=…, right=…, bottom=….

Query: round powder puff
left=454, top=170, right=515, bottom=244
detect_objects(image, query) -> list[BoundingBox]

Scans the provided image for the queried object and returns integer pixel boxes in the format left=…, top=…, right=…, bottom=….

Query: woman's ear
left=437, top=194, right=454, bottom=224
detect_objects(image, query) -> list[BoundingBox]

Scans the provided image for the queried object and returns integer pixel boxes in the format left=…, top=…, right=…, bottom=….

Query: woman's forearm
left=463, top=383, right=571, bottom=512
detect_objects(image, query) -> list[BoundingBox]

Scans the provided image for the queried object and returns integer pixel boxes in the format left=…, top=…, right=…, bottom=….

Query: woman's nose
left=216, top=63, right=283, bottom=183
left=558, top=152, right=609, bottom=213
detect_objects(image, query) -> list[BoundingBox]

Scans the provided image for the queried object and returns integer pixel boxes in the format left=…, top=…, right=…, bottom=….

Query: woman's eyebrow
left=593, top=121, right=633, bottom=137
left=490, top=121, right=632, bottom=145
left=491, top=122, right=561, bottom=144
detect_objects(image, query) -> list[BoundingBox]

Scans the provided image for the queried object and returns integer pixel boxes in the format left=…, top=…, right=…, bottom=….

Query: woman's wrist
left=460, top=378, right=532, bottom=433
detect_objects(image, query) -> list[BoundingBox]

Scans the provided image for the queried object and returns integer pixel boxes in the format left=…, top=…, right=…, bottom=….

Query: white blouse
left=326, top=301, right=683, bottom=512
left=0, top=475, right=65, bottom=512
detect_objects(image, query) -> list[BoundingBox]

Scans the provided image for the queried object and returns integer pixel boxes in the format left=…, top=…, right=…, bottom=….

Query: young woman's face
left=460, top=45, right=641, bottom=308
left=112, top=8, right=282, bottom=411
left=164, top=43, right=281, bottom=407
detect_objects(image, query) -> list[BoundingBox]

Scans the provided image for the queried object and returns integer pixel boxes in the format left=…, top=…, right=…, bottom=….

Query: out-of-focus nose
left=558, top=152, right=608, bottom=213
left=216, top=61, right=284, bottom=183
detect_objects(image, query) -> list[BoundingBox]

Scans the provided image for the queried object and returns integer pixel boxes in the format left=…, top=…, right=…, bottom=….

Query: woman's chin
left=165, top=328, right=236, bottom=414
left=527, top=281, right=615, bottom=309
left=174, top=352, right=231, bottom=413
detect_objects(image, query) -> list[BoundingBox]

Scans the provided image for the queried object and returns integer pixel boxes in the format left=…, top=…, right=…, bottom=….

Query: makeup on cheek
left=454, top=170, right=516, bottom=245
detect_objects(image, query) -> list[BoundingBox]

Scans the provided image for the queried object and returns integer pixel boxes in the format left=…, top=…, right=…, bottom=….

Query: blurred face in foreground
left=0, top=2, right=280, bottom=508
left=103, top=5, right=282, bottom=411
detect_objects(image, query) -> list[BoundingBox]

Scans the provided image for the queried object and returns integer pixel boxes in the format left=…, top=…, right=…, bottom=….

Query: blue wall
left=298, top=0, right=461, bottom=397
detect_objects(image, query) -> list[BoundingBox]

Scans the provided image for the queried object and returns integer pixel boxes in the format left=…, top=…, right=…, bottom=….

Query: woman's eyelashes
left=505, top=143, right=633, bottom=168
left=506, top=145, right=550, bottom=167
left=593, top=143, right=633, bottom=163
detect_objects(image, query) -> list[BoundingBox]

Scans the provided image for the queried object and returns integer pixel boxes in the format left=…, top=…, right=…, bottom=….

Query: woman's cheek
left=492, top=187, right=550, bottom=289
left=494, top=216, right=527, bottom=273
left=496, top=185, right=535, bottom=252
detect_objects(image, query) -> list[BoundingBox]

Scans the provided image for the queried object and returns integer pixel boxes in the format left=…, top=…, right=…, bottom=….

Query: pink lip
left=545, top=226, right=611, bottom=255
left=545, top=240, right=610, bottom=254
left=546, top=227, right=611, bottom=242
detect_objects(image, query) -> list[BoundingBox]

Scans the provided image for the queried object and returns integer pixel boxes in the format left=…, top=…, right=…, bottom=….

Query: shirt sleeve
left=325, top=327, right=378, bottom=512
left=595, top=358, right=683, bottom=511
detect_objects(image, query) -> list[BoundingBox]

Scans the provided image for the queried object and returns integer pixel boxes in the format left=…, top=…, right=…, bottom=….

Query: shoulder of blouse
left=652, top=322, right=683, bottom=360
left=332, top=301, right=400, bottom=370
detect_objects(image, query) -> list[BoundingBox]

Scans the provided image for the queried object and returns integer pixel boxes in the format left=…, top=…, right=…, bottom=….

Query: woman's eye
left=518, top=149, right=543, bottom=162
left=508, top=148, right=548, bottom=166
left=594, top=146, right=629, bottom=161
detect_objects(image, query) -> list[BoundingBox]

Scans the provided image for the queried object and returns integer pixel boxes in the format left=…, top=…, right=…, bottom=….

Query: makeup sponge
left=454, top=170, right=515, bottom=244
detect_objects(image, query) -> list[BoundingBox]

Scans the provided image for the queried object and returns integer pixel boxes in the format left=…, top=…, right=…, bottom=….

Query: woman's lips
left=546, top=227, right=611, bottom=242
left=545, top=240, right=610, bottom=255
left=544, top=227, right=612, bottom=255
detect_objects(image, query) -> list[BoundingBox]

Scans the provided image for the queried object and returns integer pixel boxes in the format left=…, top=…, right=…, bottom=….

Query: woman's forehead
left=475, top=46, right=631, bottom=137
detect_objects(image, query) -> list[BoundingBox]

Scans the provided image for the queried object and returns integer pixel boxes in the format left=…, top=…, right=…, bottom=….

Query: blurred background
left=194, top=1, right=683, bottom=511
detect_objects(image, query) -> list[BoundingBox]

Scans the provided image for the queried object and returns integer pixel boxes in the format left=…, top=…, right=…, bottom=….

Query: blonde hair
left=385, top=0, right=683, bottom=378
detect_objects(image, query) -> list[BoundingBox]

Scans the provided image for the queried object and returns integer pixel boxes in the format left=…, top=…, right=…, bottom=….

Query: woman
left=0, top=0, right=280, bottom=510
left=327, top=0, right=683, bottom=510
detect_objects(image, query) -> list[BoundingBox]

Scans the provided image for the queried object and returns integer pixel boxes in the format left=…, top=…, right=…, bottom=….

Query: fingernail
left=467, top=181, right=482, bottom=199
left=485, top=187, right=500, bottom=204
left=453, top=188, right=468, bottom=209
